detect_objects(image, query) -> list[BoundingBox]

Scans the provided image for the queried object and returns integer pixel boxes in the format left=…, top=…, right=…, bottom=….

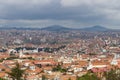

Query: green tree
left=68, top=78, right=71, bottom=80
left=7, top=63, right=25, bottom=80
left=104, top=69, right=120, bottom=80
left=0, top=78, right=6, bottom=80
left=52, top=64, right=67, bottom=73
left=77, top=72, right=100, bottom=80
left=42, top=75, right=47, bottom=80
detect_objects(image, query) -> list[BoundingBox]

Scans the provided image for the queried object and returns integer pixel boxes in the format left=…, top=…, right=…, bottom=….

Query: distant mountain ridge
left=41, top=25, right=72, bottom=31
left=41, top=25, right=110, bottom=32
left=0, top=25, right=114, bottom=32
left=80, top=25, right=109, bottom=31
left=0, top=27, right=41, bottom=30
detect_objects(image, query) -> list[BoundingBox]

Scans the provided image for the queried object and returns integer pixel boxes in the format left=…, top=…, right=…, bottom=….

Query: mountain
left=80, top=25, right=109, bottom=31
left=41, top=25, right=110, bottom=32
left=41, top=25, right=72, bottom=31
left=0, top=25, right=112, bottom=32
left=0, top=27, right=41, bottom=30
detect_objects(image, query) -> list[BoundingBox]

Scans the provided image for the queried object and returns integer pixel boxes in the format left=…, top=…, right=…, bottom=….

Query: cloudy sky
left=0, top=0, right=120, bottom=29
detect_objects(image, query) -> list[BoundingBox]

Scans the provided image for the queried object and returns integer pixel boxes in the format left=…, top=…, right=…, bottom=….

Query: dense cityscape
left=0, top=26, right=119, bottom=80
left=1, top=0, right=120, bottom=80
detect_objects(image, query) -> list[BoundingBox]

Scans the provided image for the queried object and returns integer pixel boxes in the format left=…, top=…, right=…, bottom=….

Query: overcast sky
left=0, top=0, right=120, bottom=29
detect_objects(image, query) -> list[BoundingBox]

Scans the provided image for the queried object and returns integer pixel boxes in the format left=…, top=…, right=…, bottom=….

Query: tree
left=68, top=78, right=71, bottom=80
left=104, top=69, right=120, bottom=80
left=77, top=72, right=100, bottom=80
left=7, top=63, right=25, bottom=80
left=52, top=64, right=67, bottom=73
left=0, top=78, right=6, bottom=80
left=42, top=75, right=47, bottom=80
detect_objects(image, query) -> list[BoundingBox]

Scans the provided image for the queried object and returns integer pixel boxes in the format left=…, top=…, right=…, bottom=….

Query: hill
left=80, top=25, right=109, bottom=31
left=41, top=25, right=72, bottom=31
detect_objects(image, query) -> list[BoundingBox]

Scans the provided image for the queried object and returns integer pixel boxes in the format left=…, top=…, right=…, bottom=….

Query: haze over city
left=0, top=0, right=120, bottom=29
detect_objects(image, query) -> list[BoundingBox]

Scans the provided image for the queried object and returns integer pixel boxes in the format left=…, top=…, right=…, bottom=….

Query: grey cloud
left=0, top=0, right=120, bottom=29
